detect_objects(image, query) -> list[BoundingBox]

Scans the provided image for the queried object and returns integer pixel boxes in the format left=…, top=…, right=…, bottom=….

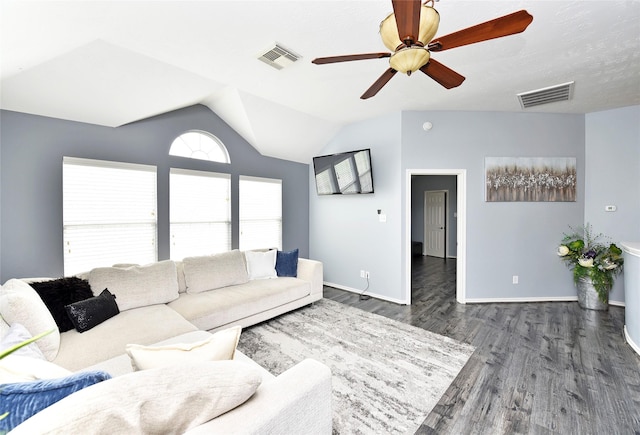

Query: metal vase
left=577, top=276, right=608, bottom=311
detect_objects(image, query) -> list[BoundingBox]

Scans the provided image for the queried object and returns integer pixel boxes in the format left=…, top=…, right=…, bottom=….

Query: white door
left=424, top=191, right=446, bottom=258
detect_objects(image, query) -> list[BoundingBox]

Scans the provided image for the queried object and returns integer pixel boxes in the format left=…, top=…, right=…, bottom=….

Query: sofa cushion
left=10, top=361, right=263, bottom=435
left=52, top=304, right=198, bottom=371
left=276, top=249, right=299, bottom=277
left=245, top=250, right=277, bottom=280
left=0, top=323, right=46, bottom=360
left=65, top=289, right=120, bottom=333
left=168, top=277, right=310, bottom=331
left=0, top=370, right=111, bottom=432
left=0, top=355, right=72, bottom=384
left=183, top=250, right=249, bottom=293
left=88, top=260, right=179, bottom=311
left=28, top=277, right=94, bottom=332
left=0, top=279, right=60, bottom=361
left=126, top=326, right=241, bottom=370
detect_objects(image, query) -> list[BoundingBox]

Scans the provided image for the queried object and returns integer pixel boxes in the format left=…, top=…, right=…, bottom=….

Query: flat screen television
left=312, top=148, right=374, bottom=195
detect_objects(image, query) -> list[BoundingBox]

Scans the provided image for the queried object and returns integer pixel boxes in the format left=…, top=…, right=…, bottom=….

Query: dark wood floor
left=324, top=255, right=640, bottom=434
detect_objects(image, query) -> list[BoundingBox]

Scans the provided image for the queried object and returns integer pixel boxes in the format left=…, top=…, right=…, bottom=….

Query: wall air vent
left=257, top=43, right=301, bottom=70
left=517, top=81, right=575, bottom=109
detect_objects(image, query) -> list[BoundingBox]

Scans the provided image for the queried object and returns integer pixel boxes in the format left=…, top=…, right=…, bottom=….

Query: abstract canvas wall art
left=485, top=157, right=576, bottom=202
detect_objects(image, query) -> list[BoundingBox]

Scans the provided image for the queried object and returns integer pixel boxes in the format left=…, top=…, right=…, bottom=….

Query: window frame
left=169, top=130, right=230, bottom=164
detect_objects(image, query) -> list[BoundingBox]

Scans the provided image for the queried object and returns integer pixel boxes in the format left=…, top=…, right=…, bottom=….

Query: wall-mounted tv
left=313, top=148, right=374, bottom=195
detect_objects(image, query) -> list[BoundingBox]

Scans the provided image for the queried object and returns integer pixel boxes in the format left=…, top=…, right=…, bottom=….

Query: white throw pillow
left=245, top=250, right=277, bottom=280
left=0, top=355, right=72, bottom=384
left=88, top=260, right=179, bottom=311
left=0, top=323, right=46, bottom=360
left=125, top=326, right=241, bottom=371
left=183, top=250, right=249, bottom=293
left=9, top=361, right=262, bottom=435
left=0, top=279, right=60, bottom=361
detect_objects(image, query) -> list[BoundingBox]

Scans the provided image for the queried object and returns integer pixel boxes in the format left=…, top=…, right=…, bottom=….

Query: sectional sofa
left=0, top=249, right=332, bottom=434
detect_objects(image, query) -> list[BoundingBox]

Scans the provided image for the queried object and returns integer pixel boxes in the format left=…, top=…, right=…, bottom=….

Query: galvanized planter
left=577, top=277, right=608, bottom=311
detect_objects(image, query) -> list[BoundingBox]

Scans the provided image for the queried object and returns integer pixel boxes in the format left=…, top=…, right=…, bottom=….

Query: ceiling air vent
left=257, top=43, right=301, bottom=70
left=517, top=81, right=575, bottom=109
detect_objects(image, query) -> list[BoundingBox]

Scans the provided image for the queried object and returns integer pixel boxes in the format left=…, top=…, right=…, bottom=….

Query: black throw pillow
left=65, top=289, right=120, bottom=333
left=29, top=277, right=94, bottom=332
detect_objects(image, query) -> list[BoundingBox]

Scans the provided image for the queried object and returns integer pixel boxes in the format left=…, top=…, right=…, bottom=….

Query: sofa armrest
left=297, top=258, right=323, bottom=297
left=184, top=358, right=332, bottom=435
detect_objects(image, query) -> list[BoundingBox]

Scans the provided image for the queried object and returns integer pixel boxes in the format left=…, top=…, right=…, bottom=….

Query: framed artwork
left=485, top=157, right=576, bottom=202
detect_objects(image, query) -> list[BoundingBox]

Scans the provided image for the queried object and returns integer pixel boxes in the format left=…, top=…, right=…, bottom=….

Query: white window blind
left=63, top=157, right=157, bottom=275
left=354, top=151, right=373, bottom=193
left=335, top=157, right=357, bottom=193
left=239, top=176, right=282, bottom=251
left=170, top=168, right=231, bottom=260
left=316, top=169, right=335, bottom=195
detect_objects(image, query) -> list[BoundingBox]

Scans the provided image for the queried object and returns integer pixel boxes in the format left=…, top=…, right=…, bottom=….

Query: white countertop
left=620, top=241, right=640, bottom=257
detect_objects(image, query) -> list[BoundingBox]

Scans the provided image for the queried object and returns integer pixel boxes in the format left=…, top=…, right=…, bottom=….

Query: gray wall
left=584, top=105, right=640, bottom=303
left=311, top=110, right=595, bottom=302
left=309, top=112, right=405, bottom=303
left=400, top=111, right=586, bottom=301
left=410, top=175, right=458, bottom=258
left=0, top=105, right=310, bottom=282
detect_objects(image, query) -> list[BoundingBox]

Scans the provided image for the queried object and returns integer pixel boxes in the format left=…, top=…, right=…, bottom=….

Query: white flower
left=602, top=258, right=618, bottom=270
left=578, top=257, right=594, bottom=268
left=557, top=245, right=570, bottom=256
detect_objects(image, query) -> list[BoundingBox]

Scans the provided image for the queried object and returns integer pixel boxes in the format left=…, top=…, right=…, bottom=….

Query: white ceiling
left=1, top=0, right=639, bottom=163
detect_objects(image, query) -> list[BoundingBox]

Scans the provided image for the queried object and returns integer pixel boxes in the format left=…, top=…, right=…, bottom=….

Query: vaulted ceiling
left=1, top=1, right=639, bottom=163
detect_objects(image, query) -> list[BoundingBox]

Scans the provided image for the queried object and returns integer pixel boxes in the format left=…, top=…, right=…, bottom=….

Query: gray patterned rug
left=237, top=299, right=474, bottom=434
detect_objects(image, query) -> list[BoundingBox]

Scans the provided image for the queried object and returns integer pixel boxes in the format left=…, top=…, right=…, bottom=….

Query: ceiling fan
left=312, top=0, right=533, bottom=99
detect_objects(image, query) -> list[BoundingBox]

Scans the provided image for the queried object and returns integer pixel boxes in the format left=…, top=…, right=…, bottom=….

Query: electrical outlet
left=512, top=275, right=519, bottom=284
left=365, top=271, right=370, bottom=279
left=360, top=270, right=365, bottom=278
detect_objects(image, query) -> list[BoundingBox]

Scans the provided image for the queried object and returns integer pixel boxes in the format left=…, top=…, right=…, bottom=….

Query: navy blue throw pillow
left=0, top=370, right=111, bottom=432
left=65, top=289, right=119, bottom=333
left=275, top=249, right=299, bottom=277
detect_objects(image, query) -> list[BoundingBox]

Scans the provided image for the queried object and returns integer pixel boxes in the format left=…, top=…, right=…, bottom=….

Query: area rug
left=237, top=299, right=475, bottom=434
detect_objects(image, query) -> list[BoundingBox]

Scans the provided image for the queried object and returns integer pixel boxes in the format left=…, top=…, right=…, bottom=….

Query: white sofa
left=0, top=249, right=332, bottom=434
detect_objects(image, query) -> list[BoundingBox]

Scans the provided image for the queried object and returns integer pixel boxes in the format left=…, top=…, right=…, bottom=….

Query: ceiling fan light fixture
left=390, top=47, right=431, bottom=74
left=379, top=5, right=440, bottom=51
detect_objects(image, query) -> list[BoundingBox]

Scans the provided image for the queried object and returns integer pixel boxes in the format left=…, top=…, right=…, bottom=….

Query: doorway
left=405, top=169, right=466, bottom=305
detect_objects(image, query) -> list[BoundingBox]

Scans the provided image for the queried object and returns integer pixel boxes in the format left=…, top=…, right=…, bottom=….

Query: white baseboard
left=464, top=296, right=626, bottom=305
left=323, top=282, right=407, bottom=305
left=624, top=326, right=640, bottom=356
left=465, top=296, right=579, bottom=303
left=324, top=283, right=626, bottom=308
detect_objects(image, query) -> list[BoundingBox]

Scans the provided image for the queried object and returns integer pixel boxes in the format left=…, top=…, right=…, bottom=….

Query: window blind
left=63, top=157, right=157, bottom=275
left=170, top=168, right=231, bottom=260
left=239, top=176, right=282, bottom=251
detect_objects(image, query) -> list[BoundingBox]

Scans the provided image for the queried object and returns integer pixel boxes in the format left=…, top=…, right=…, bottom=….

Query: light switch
left=605, top=205, right=617, bottom=212
left=379, top=214, right=387, bottom=223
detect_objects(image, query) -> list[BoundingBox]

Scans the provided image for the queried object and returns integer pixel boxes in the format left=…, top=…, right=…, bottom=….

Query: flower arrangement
left=557, top=224, right=624, bottom=303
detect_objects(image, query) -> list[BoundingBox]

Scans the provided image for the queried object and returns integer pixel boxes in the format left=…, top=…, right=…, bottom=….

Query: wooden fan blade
left=419, top=59, right=465, bottom=89
left=392, top=0, right=421, bottom=45
left=429, top=10, right=533, bottom=52
left=312, top=53, right=391, bottom=64
left=361, top=68, right=398, bottom=99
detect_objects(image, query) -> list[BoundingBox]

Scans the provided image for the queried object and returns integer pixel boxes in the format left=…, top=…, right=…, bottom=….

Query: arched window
left=169, top=130, right=230, bottom=163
